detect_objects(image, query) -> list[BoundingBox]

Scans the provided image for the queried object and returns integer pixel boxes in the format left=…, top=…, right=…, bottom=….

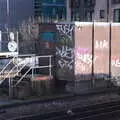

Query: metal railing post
left=32, top=56, right=34, bottom=81
left=16, top=31, right=19, bottom=54
left=49, top=56, right=52, bottom=78
left=9, top=77, right=12, bottom=99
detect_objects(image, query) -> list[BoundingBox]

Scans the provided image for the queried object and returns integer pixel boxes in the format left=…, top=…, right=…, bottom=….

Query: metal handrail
left=0, top=58, right=31, bottom=85
left=0, top=57, right=15, bottom=75
left=14, top=67, right=32, bottom=87
left=0, top=55, right=35, bottom=81
left=14, top=55, right=53, bottom=87
left=13, top=61, right=30, bottom=77
left=2, top=59, right=30, bottom=80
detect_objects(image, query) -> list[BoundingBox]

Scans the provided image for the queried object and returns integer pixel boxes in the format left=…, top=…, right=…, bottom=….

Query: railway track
left=12, top=99, right=120, bottom=120
left=0, top=92, right=120, bottom=120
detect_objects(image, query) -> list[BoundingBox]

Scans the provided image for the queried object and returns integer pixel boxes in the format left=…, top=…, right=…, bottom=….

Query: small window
left=113, top=9, right=120, bottom=22
left=100, top=10, right=105, bottom=19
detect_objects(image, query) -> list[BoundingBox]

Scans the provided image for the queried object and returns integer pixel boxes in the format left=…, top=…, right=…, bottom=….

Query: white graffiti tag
left=56, top=46, right=74, bottom=59
left=58, top=59, right=74, bottom=70
left=95, top=40, right=108, bottom=49
left=75, top=47, right=97, bottom=73
left=76, top=53, right=92, bottom=65
left=75, top=48, right=97, bottom=66
left=56, top=24, right=74, bottom=38
left=56, top=46, right=74, bottom=70
left=112, top=58, right=120, bottom=67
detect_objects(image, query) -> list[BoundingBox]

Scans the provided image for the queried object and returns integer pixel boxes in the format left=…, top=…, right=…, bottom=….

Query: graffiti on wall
left=75, top=48, right=92, bottom=66
left=56, top=24, right=74, bottom=46
left=75, top=47, right=97, bottom=72
left=56, top=24, right=74, bottom=71
left=56, top=46, right=74, bottom=70
left=56, top=24, right=74, bottom=38
left=112, top=57, right=120, bottom=68
left=95, top=40, right=109, bottom=49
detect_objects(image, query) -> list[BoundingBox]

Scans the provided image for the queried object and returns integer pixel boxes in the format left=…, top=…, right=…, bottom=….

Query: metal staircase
left=0, top=55, right=53, bottom=98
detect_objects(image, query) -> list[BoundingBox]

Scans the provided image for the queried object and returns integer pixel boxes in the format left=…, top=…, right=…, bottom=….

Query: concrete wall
left=75, top=22, right=110, bottom=80
left=74, top=22, right=120, bottom=82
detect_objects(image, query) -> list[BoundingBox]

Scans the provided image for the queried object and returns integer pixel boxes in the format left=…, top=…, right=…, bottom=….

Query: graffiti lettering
left=95, top=40, right=108, bottom=49
left=75, top=47, right=97, bottom=66
left=56, top=46, right=74, bottom=70
left=112, top=58, right=120, bottom=67
left=56, top=24, right=74, bottom=38
left=75, top=47, right=97, bottom=72
left=76, top=53, right=92, bottom=65
left=75, top=62, right=87, bottom=72
left=58, top=59, right=74, bottom=70
left=56, top=46, right=74, bottom=59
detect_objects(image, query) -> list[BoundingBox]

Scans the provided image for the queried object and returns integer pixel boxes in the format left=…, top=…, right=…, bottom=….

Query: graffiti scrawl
left=95, top=40, right=109, bottom=49
left=56, top=24, right=74, bottom=39
left=56, top=46, right=74, bottom=70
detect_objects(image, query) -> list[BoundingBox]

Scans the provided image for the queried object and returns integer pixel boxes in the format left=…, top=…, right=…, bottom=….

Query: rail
left=0, top=58, right=15, bottom=75
left=14, top=55, right=53, bottom=87
left=0, top=58, right=30, bottom=84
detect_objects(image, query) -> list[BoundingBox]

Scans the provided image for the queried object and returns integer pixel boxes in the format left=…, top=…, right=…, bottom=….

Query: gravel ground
left=0, top=93, right=120, bottom=120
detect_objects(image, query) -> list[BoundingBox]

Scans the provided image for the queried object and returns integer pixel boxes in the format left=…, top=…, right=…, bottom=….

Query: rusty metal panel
left=75, top=22, right=93, bottom=80
left=111, top=23, right=120, bottom=77
left=94, top=23, right=110, bottom=78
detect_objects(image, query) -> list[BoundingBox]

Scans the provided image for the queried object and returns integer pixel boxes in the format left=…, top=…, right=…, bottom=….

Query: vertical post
left=92, top=22, right=95, bottom=87
left=49, top=56, right=52, bottom=78
left=109, top=23, right=112, bottom=78
left=31, top=55, right=35, bottom=91
left=7, top=0, right=9, bottom=17
left=16, top=32, right=19, bottom=75
left=32, top=67, right=34, bottom=80
left=16, top=57, right=19, bottom=76
left=9, top=77, right=12, bottom=99
left=6, top=0, right=9, bottom=31
left=0, top=31, right=2, bottom=51
left=32, top=55, right=34, bottom=81
left=16, top=31, right=19, bottom=54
